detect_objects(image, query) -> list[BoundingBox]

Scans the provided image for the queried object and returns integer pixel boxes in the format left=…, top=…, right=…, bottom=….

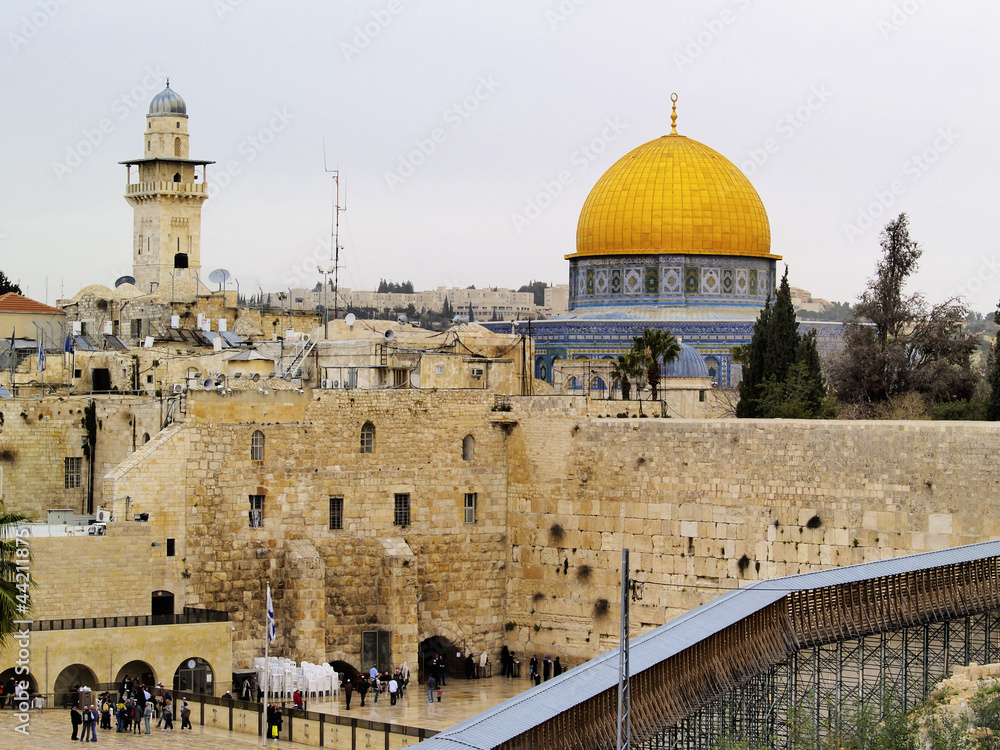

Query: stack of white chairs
left=251, top=657, right=341, bottom=700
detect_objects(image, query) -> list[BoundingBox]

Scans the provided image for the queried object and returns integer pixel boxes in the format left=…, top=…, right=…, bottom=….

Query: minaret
left=121, top=80, right=214, bottom=294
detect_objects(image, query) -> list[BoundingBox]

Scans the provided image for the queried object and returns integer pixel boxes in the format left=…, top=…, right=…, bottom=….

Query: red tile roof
left=0, top=292, right=64, bottom=315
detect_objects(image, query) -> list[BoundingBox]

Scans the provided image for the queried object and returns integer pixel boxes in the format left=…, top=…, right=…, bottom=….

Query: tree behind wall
left=0, top=271, right=21, bottom=296
left=987, top=302, right=1000, bottom=420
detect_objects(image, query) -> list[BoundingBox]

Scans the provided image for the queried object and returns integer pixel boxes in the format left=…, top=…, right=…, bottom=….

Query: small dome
left=148, top=83, right=187, bottom=116
left=663, top=342, right=710, bottom=379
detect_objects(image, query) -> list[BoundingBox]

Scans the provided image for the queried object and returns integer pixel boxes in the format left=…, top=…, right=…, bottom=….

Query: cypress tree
left=987, top=302, right=1000, bottom=421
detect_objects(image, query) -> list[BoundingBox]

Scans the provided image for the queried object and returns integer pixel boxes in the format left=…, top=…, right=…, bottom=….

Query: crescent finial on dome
left=670, top=93, right=678, bottom=135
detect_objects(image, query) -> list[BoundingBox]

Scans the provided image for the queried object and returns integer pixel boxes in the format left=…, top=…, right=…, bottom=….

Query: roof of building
left=148, top=83, right=187, bottom=116
left=0, top=292, right=63, bottom=315
left=570, top=102, right=775, bottom=262
left=663, top=342, right=711, bottom=379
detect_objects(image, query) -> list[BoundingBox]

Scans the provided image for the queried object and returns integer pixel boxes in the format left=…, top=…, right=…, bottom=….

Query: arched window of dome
left=705, top=357, right=720, bottom=383
left=360, top=422, right=375, bottom=454
left=250, top=430, right=265, bottom=462
left=567, top=376, right=580, bottom=390
left=462, top=434, right=475, bottom=461
left=173, top=172, right=181, bottom=183
left=174, top=137, right=181, bottom=157
left=591, top=376, right=606, bottom=394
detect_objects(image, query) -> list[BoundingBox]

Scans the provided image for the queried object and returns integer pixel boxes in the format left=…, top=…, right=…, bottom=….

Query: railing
left=125, top=181, right=207, bottom=195
left=31, top=608, right=228, bottom=631
left=173, top=690, right=439, bottom=748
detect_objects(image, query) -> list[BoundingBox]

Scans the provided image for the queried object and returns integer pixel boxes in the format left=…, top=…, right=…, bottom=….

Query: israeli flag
left=266, top=584, right=276, bottom=643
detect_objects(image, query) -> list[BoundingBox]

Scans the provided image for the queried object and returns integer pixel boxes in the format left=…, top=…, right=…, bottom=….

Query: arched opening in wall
left=591, top=376, right=607, bottom=398
left=705, top=357, right=720, bottom=384
left=330, top=660, right=360, bottom=682
left=567, top=376, right=581, bottom=391
left=174, top=137, right=181, bottom=157
left=54, top=664, right=98, bottom=706
left=151, top=590, right=175, bottom=622
left=116, top=660, right=156, bottom=691
left=250, top=430, right=265, bottom=462
left=360, top=422, right=375, bottom=454
left=0, top=667, right=38, bottom=697
left=173, top=657, right=214, bottom=696
left=419, top=635, right=462, bottom=683
left=462, top=434, right=475, bottom=461
left=173, top=172, right=181, bottom=183
left=142, top=432, right=151, bottom=444
left=534, top=356, right=547, bottom=380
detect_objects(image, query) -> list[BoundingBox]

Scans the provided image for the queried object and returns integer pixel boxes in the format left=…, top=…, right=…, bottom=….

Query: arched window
left=142, top=432, right=150, bottom=444
left=250, top=430, right=265, bottom=461
left=174, top=137, right=181, bottom=157
left=173, top=172, right=181, bottom=183
left=360, top=422, right=375, bottom=454
left=462, top=434, right=475, bottom=461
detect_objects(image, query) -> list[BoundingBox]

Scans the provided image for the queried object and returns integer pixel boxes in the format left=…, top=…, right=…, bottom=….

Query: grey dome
left=663, top=342, right=710, bottom=379
left=148, top=84, right=187, bottom=116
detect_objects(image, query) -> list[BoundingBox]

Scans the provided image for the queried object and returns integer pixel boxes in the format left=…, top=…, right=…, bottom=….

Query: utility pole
left=323, top=148, right=347, bottom=322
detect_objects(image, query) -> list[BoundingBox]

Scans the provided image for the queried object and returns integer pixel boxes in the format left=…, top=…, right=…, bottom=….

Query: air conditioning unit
left=96, top=509, right=112, bottom=523
left=331, top=379, right=340, bottom=389
left=321, top=379, right=329, bottom=389
left=172, top=384, right=185, bottom=393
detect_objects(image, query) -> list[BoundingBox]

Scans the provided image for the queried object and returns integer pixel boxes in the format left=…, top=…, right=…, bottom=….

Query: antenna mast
left=323, top=142, right=347, bottom=322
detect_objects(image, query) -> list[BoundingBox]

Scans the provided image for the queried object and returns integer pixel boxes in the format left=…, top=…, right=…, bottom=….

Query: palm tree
left=0, top=507, right=30, bottom=647
left=610, top=351, right=643, bottom=401
left=633, top=329, right=682, bottom=401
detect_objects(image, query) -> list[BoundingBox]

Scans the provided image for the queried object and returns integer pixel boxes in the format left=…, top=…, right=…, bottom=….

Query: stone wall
left=64, top=390, right=1000, bottom=679
left=0, top=395, right=161, bottom=520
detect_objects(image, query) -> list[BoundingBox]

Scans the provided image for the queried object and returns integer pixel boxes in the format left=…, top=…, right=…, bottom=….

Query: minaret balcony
left=126, top=181, right=208, bottom=197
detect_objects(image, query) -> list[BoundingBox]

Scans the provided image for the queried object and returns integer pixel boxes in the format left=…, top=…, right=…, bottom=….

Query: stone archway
left=0, top=667, right=38, bottom=704
left=115, top=660, right=156, bottom=691
left=173, top=657, right=214, bottom=696
left=54, top=664, right=99, bottom=707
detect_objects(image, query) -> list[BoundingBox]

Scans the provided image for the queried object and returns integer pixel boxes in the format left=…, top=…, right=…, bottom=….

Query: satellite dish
left=397, top=314, right=408, bottom=325
left=384, top=329, right=396, bottom=341
left=114, top=275, right=136, bottom=288
left=208, top=268, right=231, bottom=285
left=344, top=313, right=356, bottom=326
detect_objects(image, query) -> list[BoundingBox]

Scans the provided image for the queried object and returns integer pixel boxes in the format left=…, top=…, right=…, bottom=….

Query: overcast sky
left=3, top=1, right=999, bottom=313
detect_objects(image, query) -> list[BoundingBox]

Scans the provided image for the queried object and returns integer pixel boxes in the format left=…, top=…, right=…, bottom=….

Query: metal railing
left=30, top=608, right=228, bottom=632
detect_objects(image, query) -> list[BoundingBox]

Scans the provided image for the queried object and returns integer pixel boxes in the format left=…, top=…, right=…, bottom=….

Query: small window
left=699, top=390, right=706, bottom=403
left=393, top=493, right=410, bottom=526
left=435, top=365, right=444, bottom=375
left=393, top=368, right=408, bottom=388
left=329, top=497, right=344, bottom=530
left=173, top=172, right=181, bottom=183
left=166, top=538, right=176, bottom=557
left=251, top=430, right=265, bottom=461
left=64, top=457, right=82, bottom=489
left=464, top=493, right=477, bottom=524
left=462, top=434, right=475, bottom=461
left=142, top=432, right=150, bottom=443
left=360, top=422, right=374, bottom=454
left=174, top=137, right=181, bottom=157
left=249, top=495, right=264, bottom=528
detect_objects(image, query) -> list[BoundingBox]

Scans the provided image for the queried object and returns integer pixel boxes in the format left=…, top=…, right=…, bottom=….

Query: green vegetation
left=517, top=280, right=548, bottom=306
left=737, top=267, right=833, bottom=419
left=376, top=279, right=414, bottom=294
left=0, top=505, right=31, bottom=646
left=0, top=270, right=21, bottom=296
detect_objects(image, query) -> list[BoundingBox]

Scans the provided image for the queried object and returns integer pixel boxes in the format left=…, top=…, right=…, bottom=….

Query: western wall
left=92, top=389, right=1000, bottom=675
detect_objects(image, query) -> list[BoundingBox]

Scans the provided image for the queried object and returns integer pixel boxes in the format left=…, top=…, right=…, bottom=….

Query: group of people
left=341, top=663, right=411, bottom=710
left=68, top=676, right=191, bottom=740
left=498, top=646, right=563, bottom=685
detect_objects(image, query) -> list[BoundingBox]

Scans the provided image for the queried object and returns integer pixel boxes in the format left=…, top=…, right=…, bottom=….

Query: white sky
left=3, top=1, right=999, bottom=313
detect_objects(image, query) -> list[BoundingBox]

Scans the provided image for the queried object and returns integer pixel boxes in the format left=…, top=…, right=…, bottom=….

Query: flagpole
left=263, top=581, right=270, bottom=747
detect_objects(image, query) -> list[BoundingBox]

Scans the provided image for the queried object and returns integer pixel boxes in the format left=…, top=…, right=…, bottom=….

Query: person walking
left=70, top=704, right=82, bottom=740
left=161, top=701, right=174, bottom=731
left=543, top=654, right=552, bottom=681
left=344, top=675, right=354, bottom=710
left=180, top=699, right=192, bottom=729
left=529, top=654, right=538, bottom=682
left=388, top=676, right=399, bottom=706
left=426, top=674, right=437, bottom=703
left=87, top=704, right=99, bottom=742
left=143, top=700, right=153, bottom=734
left=372, top=672, right=381, bottom=704
left=357, top=675, right=369, bottom=707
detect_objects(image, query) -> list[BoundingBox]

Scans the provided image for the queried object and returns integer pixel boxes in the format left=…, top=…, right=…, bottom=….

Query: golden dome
left=571, top=132, right=774, bottom=260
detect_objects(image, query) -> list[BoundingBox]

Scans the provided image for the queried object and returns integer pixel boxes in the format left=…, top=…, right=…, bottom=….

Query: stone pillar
left=283, top=540, right=326, bottom=664
left=379, top=538, right=418, bottom=671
